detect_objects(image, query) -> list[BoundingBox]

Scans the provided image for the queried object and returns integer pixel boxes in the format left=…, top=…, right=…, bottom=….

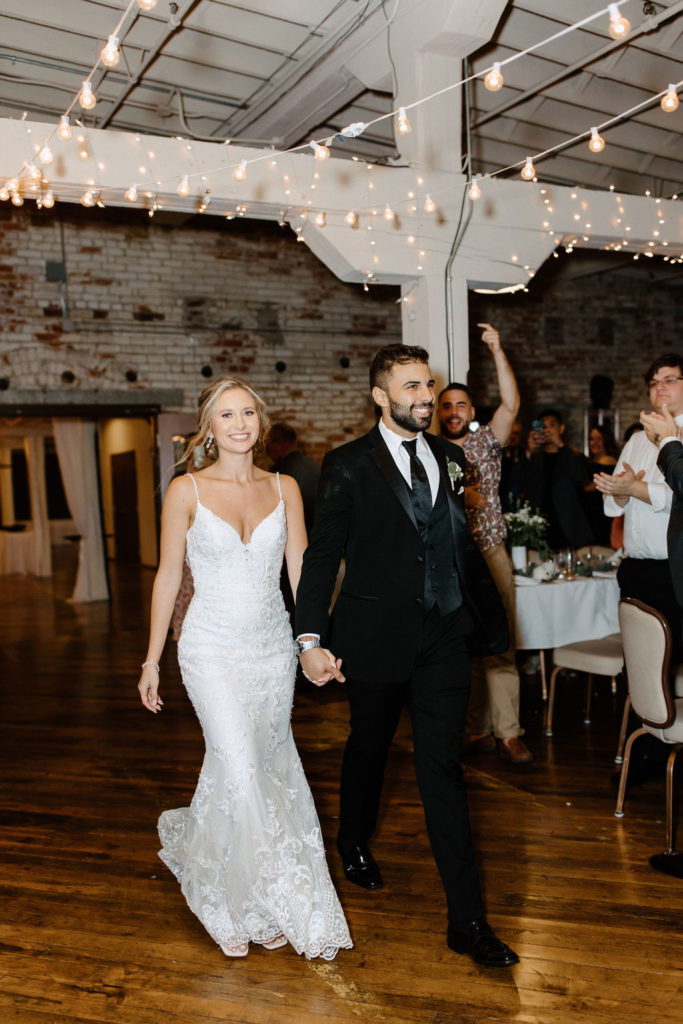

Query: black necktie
left=402, top=438, right=433, bottom=529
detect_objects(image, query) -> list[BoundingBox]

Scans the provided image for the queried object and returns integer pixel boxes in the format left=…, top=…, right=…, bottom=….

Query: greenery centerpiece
left=503, top=501, right=549, bottom=559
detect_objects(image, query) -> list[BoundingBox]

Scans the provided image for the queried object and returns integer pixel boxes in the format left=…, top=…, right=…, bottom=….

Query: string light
left=588, top=127, right=605, bottom=153
left=345, top=210, right=358, bottom=227
left=100, top=35, right=120, bottom=68
left=314, top=211, right=326, bottom=227
left=6, top=178, right=17, bottom=193
left=41, top=190, right=55, bottom=209
left=310, top=141, right=330, bottom=162
left=232, top=160, right=247, bottom=182
left=396, top=107, right=412, bottom=134
left=124, top=184, right=138, bottom=202
left=661, top=84, right=680, bottom=113
left=58, top=114, right=72, bottom=141
left=484, top=62, right=504, bottom=92
left=27, top=163, right=41, bottom=181
left=11, top=192, right=24, bottom=206
left=608, top=3, right=630, bottom=40
left=177, top=175, right=190, bottom=197
left=383, top=204, right=395, bottom=221
left=468, top=176, right=482, bottom=201
left=39, top=144, right=54, bottom=165
left=136, top=0, right=158, bottom=9
left=81, top=190, right=96, bottom=207
left=423, top=195, right=436, bottom=213
left=79, top=81, right=96, bottom=110
left=520, top=156, right=535, bottom=181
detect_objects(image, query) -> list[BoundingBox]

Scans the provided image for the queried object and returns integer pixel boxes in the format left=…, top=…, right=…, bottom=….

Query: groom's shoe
left=447, top=920, right=519, bottom=967
left=337, top=839, right=384, bottom=890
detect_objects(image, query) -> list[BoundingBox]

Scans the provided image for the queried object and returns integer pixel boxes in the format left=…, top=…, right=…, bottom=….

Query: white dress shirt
left=378, top=418, right=440, bottom=503
left=602, top=418, right=683, bottom=559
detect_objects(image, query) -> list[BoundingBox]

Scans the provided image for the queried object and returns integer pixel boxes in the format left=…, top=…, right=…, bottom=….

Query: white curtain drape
left=24, top=435, right=51, bottom=577
left=53, top=419, right=110, bottom=602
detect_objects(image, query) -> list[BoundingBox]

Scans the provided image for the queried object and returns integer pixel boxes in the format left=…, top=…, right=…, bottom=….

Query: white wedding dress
left=158, top=473, right=352, bottom=960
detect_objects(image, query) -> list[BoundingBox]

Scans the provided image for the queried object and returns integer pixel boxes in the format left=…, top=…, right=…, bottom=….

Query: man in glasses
left=595, top=351, right=683, bottom=659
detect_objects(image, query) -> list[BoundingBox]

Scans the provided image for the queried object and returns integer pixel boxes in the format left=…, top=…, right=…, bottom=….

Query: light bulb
left=11, top=193, right=24, bottom=206
left=423, top=194, right=436, bottom=213
left=232, top=160, right=247, bottom=182
left=125, top=184, right=138, bottom=203
left=177, top=174, right=190, bottom=197
left=608, top=4, right=630, bottom=39
left=314, top=211, right=326, bottom=227
left=6, top=178, right=17, bottom=193
left=396, top=107, right=411, bottom=135
left=81, top=190, right=96, bottom=207
left=136, top=0, right=158, bottom=8
left=79, top=81, right=96, bottom=110
left=27, top=163, right=41, bottom=181
left=661, top=85, right=680, bottom=113
left=484, top=62, right=504, bottom=92
left=310, top=141, right=330, bottom=162
left=468, top=176, right=482, bottom=201
left=383, top=204, right=395, bottom=221
left=345, top=210, right=358, bottom=227
left=100, top=35, right=120, bottom=68
left=41, top=190, right=54, bottom=209
left=39, top=144, right=54, bottom=165
left=0, top=186, right=9, bottom=201
left=589, top=127, right=605, bottom=153
left=520, top=156, right=535, bottom=181
left=58, top=115, right=72, bottom=141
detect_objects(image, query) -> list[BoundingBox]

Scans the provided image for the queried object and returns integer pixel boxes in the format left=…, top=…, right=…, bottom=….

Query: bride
left=137, top=376, right=352, bottom=960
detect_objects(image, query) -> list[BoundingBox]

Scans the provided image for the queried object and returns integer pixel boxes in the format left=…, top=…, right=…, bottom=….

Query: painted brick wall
left=0, top=206, right=401, bottom=463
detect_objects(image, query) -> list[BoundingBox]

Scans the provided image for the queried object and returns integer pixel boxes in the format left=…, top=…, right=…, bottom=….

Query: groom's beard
left=388, top=395, right=434, bottom=433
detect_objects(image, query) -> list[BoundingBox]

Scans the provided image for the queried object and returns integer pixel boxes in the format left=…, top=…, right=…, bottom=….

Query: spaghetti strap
left=275, top=472, right=283, bottom=500
left=187, top=472, right=200, bottom=501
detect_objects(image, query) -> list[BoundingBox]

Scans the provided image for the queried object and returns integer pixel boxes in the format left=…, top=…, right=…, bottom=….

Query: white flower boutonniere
left=446, top=457, right=464, bottom=491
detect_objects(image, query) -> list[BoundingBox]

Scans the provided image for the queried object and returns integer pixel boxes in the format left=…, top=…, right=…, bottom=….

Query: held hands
left=138, top=665, right=164, bottom=713
left=477, top=322, right=501, bottom=355
left=640, top=404, right=679, bottom=446
left=300, top=646, right=345, bottom=687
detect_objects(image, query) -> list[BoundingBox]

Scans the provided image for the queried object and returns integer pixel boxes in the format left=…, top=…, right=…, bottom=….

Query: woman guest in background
left=583, top=424, right=619, bottom=546
left=137, top=376, right=352, bottom=961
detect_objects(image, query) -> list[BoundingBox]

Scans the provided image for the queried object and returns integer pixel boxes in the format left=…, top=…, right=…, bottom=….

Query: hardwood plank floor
left=1, top=551, right=682, bottom=1024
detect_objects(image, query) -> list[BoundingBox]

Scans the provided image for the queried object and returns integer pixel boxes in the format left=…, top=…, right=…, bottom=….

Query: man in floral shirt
left=436, top=324, right=532, bottom=764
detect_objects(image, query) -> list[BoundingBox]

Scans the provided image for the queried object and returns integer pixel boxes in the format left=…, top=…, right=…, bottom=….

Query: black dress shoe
left=337, top=840, right=384, bottom=889
left=447, top=920, right=519, bottom=967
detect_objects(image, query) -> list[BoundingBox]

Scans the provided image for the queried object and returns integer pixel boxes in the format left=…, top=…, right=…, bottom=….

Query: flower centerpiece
left=503, top=500, right=549, bottom=567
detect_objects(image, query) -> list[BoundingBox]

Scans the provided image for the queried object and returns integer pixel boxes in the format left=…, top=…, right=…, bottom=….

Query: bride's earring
left=205, top=434, right=214, bottom=452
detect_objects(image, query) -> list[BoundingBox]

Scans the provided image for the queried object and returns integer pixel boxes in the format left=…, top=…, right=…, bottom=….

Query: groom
left=295, top=344, right=518, bottom=967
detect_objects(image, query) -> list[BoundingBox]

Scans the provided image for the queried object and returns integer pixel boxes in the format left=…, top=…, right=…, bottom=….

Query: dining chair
left=545, top=633, right=623, bottom=737
left=614, top=665, right=683, bottom=764
left=614, top=598, right=683, bottom=874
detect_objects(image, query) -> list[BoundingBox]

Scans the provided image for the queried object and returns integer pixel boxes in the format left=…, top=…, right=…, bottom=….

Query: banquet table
left=514, top=574, right=621, bottom=698
left=0, top=530, right=36, bottom=575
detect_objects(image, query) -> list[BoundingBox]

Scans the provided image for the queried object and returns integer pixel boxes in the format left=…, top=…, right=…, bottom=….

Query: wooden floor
left=2, top=552, right=683, bottom=1024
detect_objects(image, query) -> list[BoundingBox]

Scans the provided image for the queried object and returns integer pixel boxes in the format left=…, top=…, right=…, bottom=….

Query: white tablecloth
left=515, top=576, right=620, bottom=650
left=0, top=530, right=36, bottom=575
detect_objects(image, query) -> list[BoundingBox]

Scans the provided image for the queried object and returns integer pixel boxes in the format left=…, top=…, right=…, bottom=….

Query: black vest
left=421, top=480, right=462, bottom=615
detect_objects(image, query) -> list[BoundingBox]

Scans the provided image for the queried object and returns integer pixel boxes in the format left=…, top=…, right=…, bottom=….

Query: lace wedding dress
left=158, top=473, right=352, bottom=960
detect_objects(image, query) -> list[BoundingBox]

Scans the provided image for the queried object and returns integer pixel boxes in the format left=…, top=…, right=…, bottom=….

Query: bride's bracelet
left=141, top=660, right=160, bottom=672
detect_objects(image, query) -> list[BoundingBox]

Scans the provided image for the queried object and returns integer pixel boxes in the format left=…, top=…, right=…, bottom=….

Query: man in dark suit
left=640, top=399, right=683, bottom=608
left=295, top=344, right=518, bottom=968
left=266, top=423, right=320, bottom=535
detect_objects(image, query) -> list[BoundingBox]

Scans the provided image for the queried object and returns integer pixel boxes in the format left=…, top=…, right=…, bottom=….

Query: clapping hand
left=640, top=404, right=679, bottom=446
left=593, top=462, right=645, bottom=497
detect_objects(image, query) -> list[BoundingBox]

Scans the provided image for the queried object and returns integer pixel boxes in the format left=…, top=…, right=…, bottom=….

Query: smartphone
left=531, top=419, right=544, bottom=432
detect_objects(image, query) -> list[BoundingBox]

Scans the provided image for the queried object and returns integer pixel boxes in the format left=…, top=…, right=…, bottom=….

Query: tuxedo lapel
left=424, top=434, right=469, bottom=563
left=367, top=425, right=419, bottom=531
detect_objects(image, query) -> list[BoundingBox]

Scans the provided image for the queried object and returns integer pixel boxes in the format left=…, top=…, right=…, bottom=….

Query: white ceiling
left=0, top=0, right=681, bottom=196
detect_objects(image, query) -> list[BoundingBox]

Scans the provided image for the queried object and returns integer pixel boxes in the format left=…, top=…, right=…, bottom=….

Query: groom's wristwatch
left=294, top=637, right=320, bottom=657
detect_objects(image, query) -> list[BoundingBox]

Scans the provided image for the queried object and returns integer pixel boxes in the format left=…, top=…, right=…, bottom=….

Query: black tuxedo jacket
left=657, top=439, right=683, bottom=606
left=295, top=425, right=508, bottom=684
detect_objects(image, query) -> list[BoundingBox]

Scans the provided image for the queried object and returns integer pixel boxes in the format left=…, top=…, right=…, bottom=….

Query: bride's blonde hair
left=183, top=377, right=271, bottom=464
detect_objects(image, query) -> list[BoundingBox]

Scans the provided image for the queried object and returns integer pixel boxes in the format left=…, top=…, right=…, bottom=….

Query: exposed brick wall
left=0, top=206, right=401, bottom=463
left=468, top=254, right=683, bottom=447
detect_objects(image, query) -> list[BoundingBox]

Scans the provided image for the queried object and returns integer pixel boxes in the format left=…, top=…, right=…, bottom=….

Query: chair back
left=618, top=598, right=675, bottom=729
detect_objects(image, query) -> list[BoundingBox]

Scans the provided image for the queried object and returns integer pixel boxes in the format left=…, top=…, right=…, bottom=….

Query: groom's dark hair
left=370, top=344, right=430, bottom=392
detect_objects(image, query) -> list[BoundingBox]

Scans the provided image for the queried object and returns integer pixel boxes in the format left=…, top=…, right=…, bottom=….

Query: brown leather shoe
left=498, top=736, right=533, bottom=764
left=464, top=734, right=496, bottom=753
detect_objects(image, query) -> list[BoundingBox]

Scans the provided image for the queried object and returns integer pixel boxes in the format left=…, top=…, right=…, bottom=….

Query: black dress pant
left=338, top=603, right=484, bottom=928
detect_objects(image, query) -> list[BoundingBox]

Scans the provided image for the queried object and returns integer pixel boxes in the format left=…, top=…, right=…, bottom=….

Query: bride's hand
left=138, top=666, right=164, bottom=713
left=300, top=647, right=345, bottom=686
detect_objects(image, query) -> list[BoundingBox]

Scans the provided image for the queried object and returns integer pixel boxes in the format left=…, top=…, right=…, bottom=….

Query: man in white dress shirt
left=595, top=352, right=683, bottom=658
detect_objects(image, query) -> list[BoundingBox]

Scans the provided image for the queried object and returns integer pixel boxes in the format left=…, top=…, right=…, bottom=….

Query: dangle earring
left=205, top=434, right=215, bottom=453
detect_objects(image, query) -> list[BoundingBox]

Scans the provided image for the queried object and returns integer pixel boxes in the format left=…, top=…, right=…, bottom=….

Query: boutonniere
left=446, top=457, right=464, bottom=491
